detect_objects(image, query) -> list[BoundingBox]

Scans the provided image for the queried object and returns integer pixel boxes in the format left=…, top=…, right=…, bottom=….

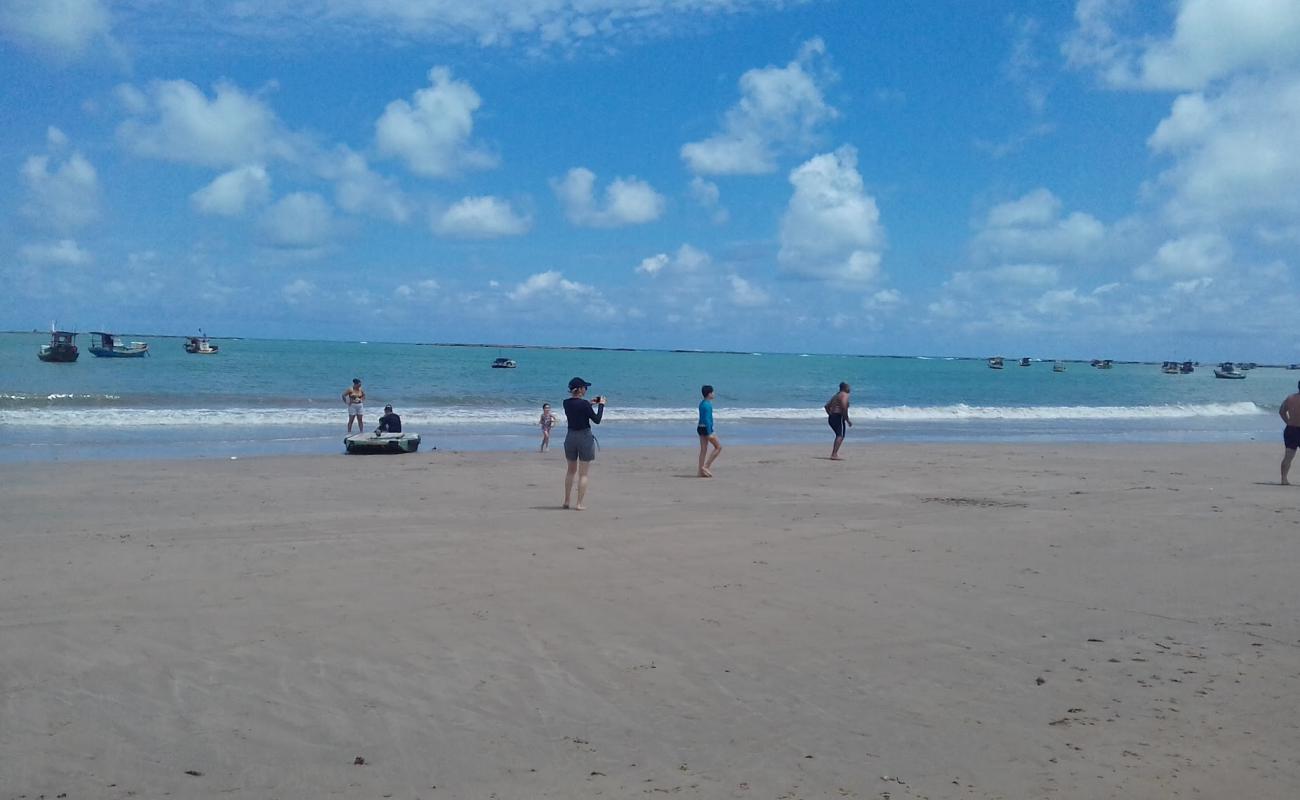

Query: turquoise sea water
left=0, top=332, right=1288, bottom=461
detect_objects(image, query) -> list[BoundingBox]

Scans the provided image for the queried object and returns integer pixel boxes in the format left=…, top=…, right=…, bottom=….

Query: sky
left=2, top=0, right=1300, bottom=360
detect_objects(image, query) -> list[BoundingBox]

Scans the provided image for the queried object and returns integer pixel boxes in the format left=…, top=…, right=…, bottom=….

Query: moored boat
left=1052, top=360, right=1066, bottom=372
left=1214, top=362, right=1246, bottom=379
left=1019, top=357, right=1032, bottom=367
left=1161, top=361, right=1180, bottom=374
left=37, top=329, right=79, bottom=362
left=490, top=357, right=517, bottom=369
left=987, top=356, right=1004, bottom=370
left=184, top=331, right=219, bottom=354
left=344, top=431, right=422, bottom=454
left=1180, top=361, right=1195, bottom=374
left=88, top=331, right=149, bottom=358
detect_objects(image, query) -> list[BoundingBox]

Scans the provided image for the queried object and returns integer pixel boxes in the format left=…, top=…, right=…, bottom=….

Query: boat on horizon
left=1053, top=361, right=1066, bottom=372
left=1214, top=362, right=1246, bottom=379
left=1161, top=361, right=1180, bottom=375
left=1018, top=357, right=1032, bottom=367
left=987, top=356, right=1004, bottom=370
left=37, top=329, right=79, bottom=363
left=88, top=331, right=149, bottom=358
left=490, top=357, right=517, bottom=369
left=1090, top=359, right=1113, bottom=369
left=184, top=331, right=219, bottom=355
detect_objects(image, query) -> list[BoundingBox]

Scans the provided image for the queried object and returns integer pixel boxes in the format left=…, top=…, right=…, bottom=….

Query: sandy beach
left=2, top=443, right=1298, bottom=799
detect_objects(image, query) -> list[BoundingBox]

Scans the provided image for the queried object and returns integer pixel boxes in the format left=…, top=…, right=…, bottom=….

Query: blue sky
left=3, top=0, right=1299, bottom=360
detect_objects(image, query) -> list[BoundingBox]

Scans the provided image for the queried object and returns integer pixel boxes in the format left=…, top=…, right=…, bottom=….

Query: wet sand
left=2, top=443, right=1298, bottom=798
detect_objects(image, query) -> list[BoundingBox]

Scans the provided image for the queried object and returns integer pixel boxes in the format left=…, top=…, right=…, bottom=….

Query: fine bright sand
left=2, top=443, right=1298, bottom=799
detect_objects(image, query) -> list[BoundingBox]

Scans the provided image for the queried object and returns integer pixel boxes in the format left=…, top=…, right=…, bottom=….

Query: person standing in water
left=562, top=377, right=605, bottom=510
left=1279, top=381, right=1300, bottom=484
left=824, top=381, right=852, bottom=460
left=342, top=378, right=366, bottom=433
left=697, top=384, right=722, bottom=477
left=539, top=403, right=557, bottom=453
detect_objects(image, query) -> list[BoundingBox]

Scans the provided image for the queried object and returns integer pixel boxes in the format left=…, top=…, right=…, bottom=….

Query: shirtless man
left=342, top=378, right=366, bottom=433
left=825, top=381, right=852, bottom=460
left=1279, top=381, right=1300, bottom=484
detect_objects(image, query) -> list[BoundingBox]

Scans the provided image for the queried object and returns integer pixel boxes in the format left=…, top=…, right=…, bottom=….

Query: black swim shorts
left=1285, top=425, right=1300, bottom=450
left=697, top=425, right=710, bottom=437
left=827, top=413, right=846, bottom=437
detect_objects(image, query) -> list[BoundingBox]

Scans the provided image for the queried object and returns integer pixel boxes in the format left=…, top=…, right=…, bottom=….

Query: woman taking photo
left=562, top=377, right=605, bottom=510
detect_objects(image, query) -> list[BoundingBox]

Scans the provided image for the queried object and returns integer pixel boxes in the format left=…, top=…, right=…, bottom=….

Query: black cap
left=352, top=377, right=361, bottom=383
left=568, top=376, right=591, bottom=390
left=384, top=404, right=393, bottom=411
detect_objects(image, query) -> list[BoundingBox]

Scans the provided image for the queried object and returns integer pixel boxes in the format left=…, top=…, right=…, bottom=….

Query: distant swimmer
left=824, top=381, right=852, bottom=460
left=562, top=377, right=605, bottom=510
left=697, top=384, right=722, bottom=477
left=376, top=404, right=401, bottom=434
left=343, top=377, right=366, bottom=433
left=1279, top=381, right=1300, bottom=484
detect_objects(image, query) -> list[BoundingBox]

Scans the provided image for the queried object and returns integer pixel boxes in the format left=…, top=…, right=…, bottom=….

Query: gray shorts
left=564, top=429, right=597, bottom=462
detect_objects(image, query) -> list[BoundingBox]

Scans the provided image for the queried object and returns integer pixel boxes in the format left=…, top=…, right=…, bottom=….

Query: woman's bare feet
left=573, top=504, right=586, bottom=510
left=698, top=468, right=712, bottom=477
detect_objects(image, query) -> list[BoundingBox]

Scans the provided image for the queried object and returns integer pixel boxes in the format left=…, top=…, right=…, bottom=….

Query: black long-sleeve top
left=563, top=397, right=603, bottom=430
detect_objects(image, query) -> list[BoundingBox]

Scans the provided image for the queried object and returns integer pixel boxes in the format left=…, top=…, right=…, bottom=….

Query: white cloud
left=324, top=147, right=411, bottom=223
left=19, top=239, right=92, bottom=267
left=728, top=275, right=769, bottom=307
left=778, top=146, right=886, bottom=283
left=864, top=288, right=903, bottom=311
left=682, top=38, right=837, bottom=175
left=0, top=0, right=112, bottom=56
left=1065, top=0, right=1300, bottom=90
left=20, top=145, right=99, bottom=232
left=118, top=79, right=300, bottom=168
left=688, top=176, right=729, bottom=224
left=1135, top=232, right=1233, bottom=281
left=972, top=188, right=1106, bottom=263
left=1147, top=74, right=1300, bottom=225
left=506, top=270, right=616, bottom=318
left=552, top=167, right=665, bottom=228
left=375, top=66, right=496, bottom=178
left=190, top=165, right=271, bottom=217
left=281, top=278, right=317, bottom=305
left=258, top=192, right=336, bottom=249
left=635, top=244, right=710, bottom=277
left=636, top=254, right=669, bottom=277
left=433, top=196, right=531, bottom=238
left=395, top=279, right=440, bottom=299
left=948, top=265, right=1060, bottom=294
left=141, top=1, right=793, bottom=50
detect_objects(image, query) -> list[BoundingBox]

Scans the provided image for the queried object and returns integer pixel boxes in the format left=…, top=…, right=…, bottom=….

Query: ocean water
left=0, top=332, right=1288, bottom=461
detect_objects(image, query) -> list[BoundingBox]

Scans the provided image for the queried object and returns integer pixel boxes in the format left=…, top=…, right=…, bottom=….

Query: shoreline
left=3, top=443, right=1298, bottom=797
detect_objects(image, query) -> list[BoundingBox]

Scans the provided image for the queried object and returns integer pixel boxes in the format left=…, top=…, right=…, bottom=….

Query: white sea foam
left=0, top=402, right=1266, bottom=428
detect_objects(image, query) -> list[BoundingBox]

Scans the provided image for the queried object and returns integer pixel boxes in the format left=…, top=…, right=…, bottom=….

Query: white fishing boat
left=1214, top=362, right=1246, bottom=380
left=88, top=331, right=149, bottom=358
left=1052, top=361, right=1066, bottom=372
left=987, top=356, right=1004, bottom=370
left=490, top=357, right=517, bottom=369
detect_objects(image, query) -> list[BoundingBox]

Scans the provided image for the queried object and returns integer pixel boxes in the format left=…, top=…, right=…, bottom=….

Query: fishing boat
left=1018, top=357, right=1032, bottom=367
left=490, top=357, right=517, bottom=369
left=184, top=331, right=219, bottom=355
left=1161, top=361, right=1180, bottom=375
left=37, top=329, right=79, bottom=362
left=88, top=331, right=149, bottom=358
left=1214, top=362, right=1246, bottom=379
left=987, top=356, right=1004, bottom=370
left=1052, top=361, right=1066, bottom=373
left=1180, top=361, right=1195, bottom=374
left=344, top=431, right=422, bottom=454
left=1091, top=359, right=1113, bottom=369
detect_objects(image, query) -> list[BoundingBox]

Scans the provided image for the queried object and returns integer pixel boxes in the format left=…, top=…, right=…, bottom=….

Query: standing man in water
left=697, top=384, right=722, bottom=477
left=1279, top=381, right=1300, bottom=484
left=342, top=377, right=366, bottom=433
left=562, top=377, right=605, bottom=510
left=824, top=381, right=852, bottom=460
